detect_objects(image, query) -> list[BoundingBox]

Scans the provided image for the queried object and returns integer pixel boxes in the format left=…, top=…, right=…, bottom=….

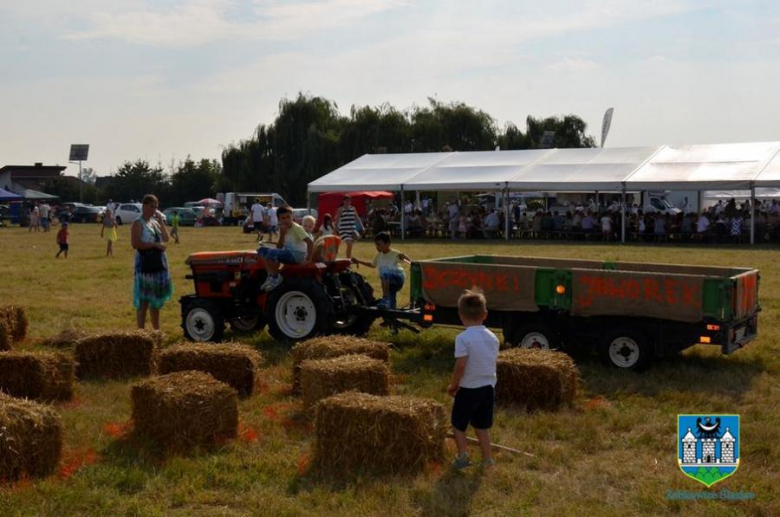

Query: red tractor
left=179, top=249, right=376, bottom=342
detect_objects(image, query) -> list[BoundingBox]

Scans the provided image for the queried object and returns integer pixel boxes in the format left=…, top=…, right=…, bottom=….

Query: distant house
left=0, top=163, right=66, bottom=193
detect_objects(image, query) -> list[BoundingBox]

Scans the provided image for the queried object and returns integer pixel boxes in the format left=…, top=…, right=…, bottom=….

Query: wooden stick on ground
left=446, top=432, right=536, bottom=458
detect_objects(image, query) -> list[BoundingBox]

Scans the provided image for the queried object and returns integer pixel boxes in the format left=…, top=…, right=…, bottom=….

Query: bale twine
left=0, top=393, right=62, bottom=480
left=158, top=342, right=263, bottom=397
left=301, top=355, right=390, bottom=411
left=39, top=328, right=90, bottom=348
left=0, top=351, right=75, bottom=402
left=495, top=348, right=579, bottom=412
left=131, top=371, right=238, bottom=449
left=75, top=331, right=157, bottom=380
left=0, top=305, right=28, bottom=344
left=0, top=320, right=11, bottom=352
left=313, top=392, right=446, bottom=476
left=291, top=336, right=391, bottom=394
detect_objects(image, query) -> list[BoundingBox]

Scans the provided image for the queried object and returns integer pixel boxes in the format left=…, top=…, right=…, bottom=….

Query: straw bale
left=301, top=355, right=389, bottom=410
left=39, top=328, right=90, bottom=348
left=0, top=352, right=75, bottom=402
left=313, top=392, right=446, bottom=476
left=291, top=336, right=391, bottom=394
left=495, top=348, right=580, bottom=412
left=0, top=305, right=28, bottom=344
left=131, top=371, right=238, bottom=449
left=75, top=331, right=157, bottom=380
left=158, top=342, right=262, bottom=397
left=0, top=393, right=62, bottom=480
left=0, top=320, right=11, bottom=352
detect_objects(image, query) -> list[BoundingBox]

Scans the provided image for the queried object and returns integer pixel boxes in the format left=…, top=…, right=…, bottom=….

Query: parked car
left=114, top=203, right=143, bottom=225
left=163, top=207, right=197, bottom=226
left=292, top=208, right=318, bottom=225
left=70, top=205, right=103, bottom=223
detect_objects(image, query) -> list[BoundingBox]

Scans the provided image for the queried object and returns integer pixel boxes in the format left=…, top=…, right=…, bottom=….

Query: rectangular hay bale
left=313, top=392, right=446, bottom=476
left=131, top=371, right=238, bottom=449
left=0, top=320, right=11, bottom=352
left=0, top=393, right=62, bottom=480
left=495, top=348, right=579, bottom=412
left=75, top=331, right=157, bottom=380
left=39, top=328, right=90, bottom=348
left=0, top=305, right=28, bottom=344
left=0, top=351, right=75, bottom=402
left=158, top=342, right=262, bottom=397
left=292, top=336, right=391, bottom=394
left=301, top=354, right=389, bottom=410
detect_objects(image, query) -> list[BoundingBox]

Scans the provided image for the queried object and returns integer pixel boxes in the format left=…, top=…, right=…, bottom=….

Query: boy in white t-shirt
left=447, top=288, right=499, bottom=469
left=351, top=231, right=410, bottom=309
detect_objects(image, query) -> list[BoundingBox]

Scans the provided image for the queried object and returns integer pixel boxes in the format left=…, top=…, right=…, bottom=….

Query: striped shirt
left=455, top=325, right=499, bottom=388
left=338, top=206, right=358, bottom=236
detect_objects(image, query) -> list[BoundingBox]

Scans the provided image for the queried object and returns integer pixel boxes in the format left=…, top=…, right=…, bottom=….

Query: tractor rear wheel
left=265, top=278, right=333, bottom=342
left=182, top=299, right=224, bottom=342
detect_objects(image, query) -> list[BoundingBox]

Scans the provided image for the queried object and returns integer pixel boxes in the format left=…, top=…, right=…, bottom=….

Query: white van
left=222, top=192, right=288, bottom=226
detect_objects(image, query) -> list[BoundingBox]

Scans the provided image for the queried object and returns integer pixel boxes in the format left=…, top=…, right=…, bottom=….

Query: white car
left=114, top=203, right=143, bottom=225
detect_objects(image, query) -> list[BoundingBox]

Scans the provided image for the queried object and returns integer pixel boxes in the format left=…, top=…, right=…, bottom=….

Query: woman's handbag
left=139, top=248, right=166, bottom=273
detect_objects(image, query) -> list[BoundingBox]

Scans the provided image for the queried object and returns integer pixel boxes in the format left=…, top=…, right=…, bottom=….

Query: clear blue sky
left=1, top=0, right=779, bottom=177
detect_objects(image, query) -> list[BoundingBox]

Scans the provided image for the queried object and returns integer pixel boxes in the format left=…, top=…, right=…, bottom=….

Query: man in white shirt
left=697, top=213, right=710, bottom=234
left=250, top=198, right=265, bottom=241
left=264, top=203, right=279, bottom=241
left=482, top=210, right=500, bottom=238
left=39, top=202, right=51, bottom=232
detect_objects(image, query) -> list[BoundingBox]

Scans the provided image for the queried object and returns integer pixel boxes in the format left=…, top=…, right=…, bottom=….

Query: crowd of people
left=357, top=196, right=780, bottom=243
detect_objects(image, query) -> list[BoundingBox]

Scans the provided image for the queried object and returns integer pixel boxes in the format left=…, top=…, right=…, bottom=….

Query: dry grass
left=0, top=225, right=778, bottom=515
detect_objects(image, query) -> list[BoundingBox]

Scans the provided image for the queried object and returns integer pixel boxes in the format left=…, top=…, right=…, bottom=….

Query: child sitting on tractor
left=257, top=206, right=313, bottom=291
left=351, top=231, right=411, bottom=309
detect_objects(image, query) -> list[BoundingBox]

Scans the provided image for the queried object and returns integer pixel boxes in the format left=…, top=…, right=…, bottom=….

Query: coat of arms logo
left=678, top=414, right=740, bottom=487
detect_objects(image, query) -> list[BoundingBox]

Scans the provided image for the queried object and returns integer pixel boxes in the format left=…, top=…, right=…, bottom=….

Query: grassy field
left=1, top=224, right=779, bottom=516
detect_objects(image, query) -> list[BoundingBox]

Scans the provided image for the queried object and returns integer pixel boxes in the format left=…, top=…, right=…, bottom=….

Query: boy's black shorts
left=451, top=385, right=494, bottom=432
left=59, top=243, right=69, bottom=251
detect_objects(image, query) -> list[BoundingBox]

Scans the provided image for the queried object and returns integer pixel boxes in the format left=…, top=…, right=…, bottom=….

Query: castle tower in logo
left=678, top=415, right=740, bottom=487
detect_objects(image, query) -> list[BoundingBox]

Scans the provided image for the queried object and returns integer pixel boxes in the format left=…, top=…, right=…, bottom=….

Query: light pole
left=68, top=144, right=89, bottom=203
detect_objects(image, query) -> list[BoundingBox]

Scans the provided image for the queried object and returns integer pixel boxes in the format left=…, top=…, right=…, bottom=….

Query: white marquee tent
left=308, top=141, right=780, bottom=243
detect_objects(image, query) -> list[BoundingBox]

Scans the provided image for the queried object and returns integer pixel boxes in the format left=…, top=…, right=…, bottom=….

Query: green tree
left=168, top=158, right=221, bottom=206
left=523, top=115, right=596, bottom=149
left=41, top=176, right=100, bottom=204
left=105, top=160, right=168, bottom=202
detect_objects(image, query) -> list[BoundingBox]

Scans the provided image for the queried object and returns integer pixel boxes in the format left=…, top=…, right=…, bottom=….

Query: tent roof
left=307, top=152, right=453, bottom=192
left=625, top=142, right=780, bottom=190
left=0, top=187, right=22, bottom=202
left=309, top=142, right=780, bottom=193
left=509, top=146, right=660, bottom=191
left=403, top=149, right=551, bottom=191
left=15, top=188, right=58, bottom=200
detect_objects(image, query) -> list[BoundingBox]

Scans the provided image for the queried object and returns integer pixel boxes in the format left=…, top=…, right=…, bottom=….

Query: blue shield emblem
left=678, top=414, right=740, bottom=487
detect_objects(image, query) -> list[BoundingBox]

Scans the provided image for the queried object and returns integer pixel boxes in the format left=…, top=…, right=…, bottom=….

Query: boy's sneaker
left=261, top=275, right=283, bottom=292
left=376, top=297, right=390, bottom=309
left=482, top=458, right=496, bottom=469
left=452, top=453, right=472, bottom=470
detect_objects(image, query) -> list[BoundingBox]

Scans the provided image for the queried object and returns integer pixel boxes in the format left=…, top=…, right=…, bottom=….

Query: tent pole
left=621, top=185, right=626, bottom=244
left=400, top=187, right=405, bottom=241
left=750, top=184, right=755, bottom=245
left=416, top=190, right=421, bottom=210
left=306, top=188, right=310, bottom=212
left=504, top=185, right=510, bottom=241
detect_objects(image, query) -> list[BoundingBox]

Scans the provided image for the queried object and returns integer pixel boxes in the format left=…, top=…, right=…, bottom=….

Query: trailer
left=402, top=255, right=759, bottom=370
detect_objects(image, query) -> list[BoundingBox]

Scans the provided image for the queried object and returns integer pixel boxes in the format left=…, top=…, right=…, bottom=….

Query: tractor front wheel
left=182, top=299, right=224, bottom=342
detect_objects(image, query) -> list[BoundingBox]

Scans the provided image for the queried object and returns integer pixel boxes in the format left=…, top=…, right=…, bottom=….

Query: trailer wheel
left=505, top=323, right=557, bottom=350
left=266, top=279, right=333, bottom=342
left=182, top=299, right=224, bottom=342
left=602, top=330, right=652, bottom=371
left=332, top=272, right=376, bottom=336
